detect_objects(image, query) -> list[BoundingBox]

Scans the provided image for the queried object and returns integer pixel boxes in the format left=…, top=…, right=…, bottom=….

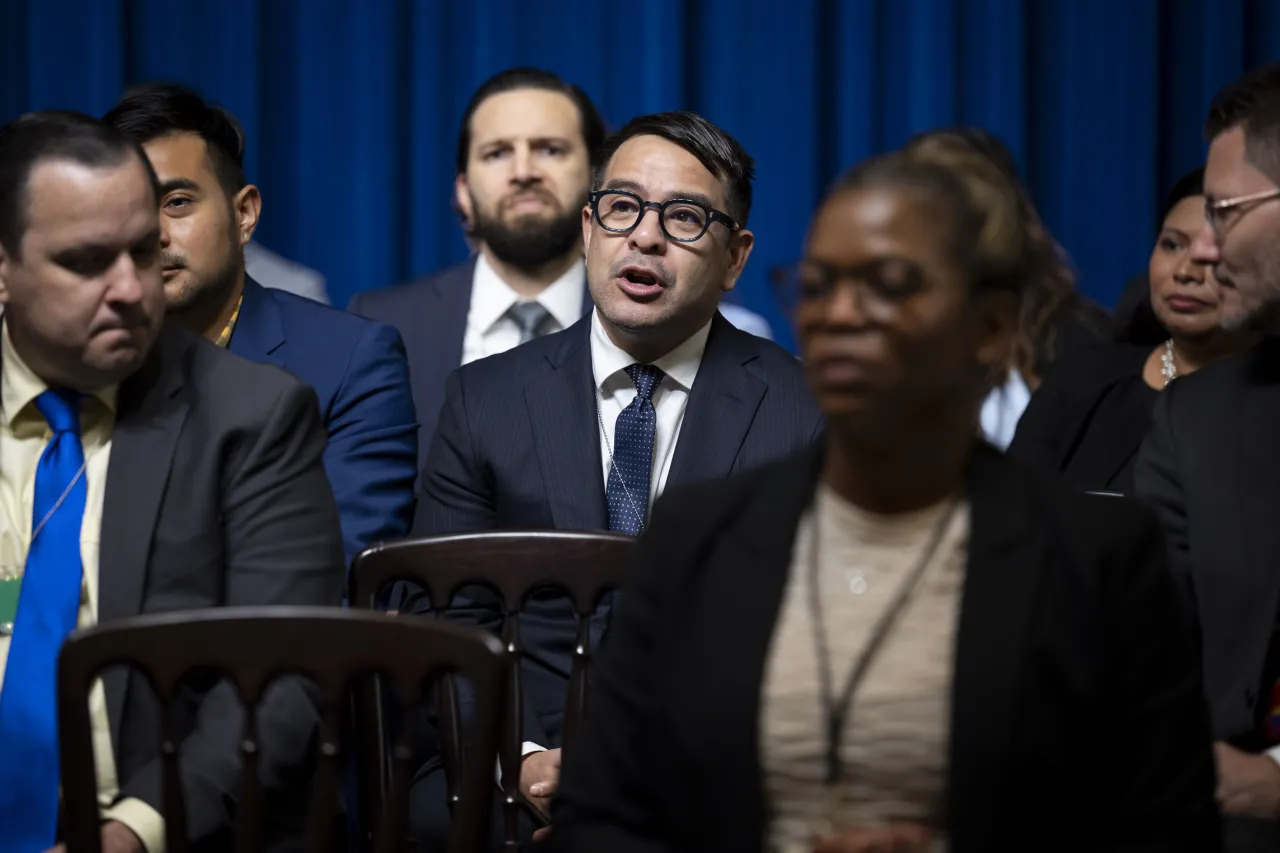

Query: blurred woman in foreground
left=547, top=153, right=1218, bottom=852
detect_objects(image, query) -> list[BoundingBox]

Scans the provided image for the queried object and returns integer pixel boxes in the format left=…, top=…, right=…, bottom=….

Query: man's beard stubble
left=1220, top=244, right=1280, bottom=334
left=161, top=221, right=243, bottom=316
left=471, top=191, right=583, bottom=272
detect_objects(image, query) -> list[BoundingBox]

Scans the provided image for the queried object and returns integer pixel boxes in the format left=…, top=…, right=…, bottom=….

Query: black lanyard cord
left=806, top=496, right=960, bottom=786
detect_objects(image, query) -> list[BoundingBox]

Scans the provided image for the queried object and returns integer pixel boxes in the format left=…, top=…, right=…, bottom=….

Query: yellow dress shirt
left=0, top=324, right=165, bottom=853
left=213, top=293, right=243, bottom=349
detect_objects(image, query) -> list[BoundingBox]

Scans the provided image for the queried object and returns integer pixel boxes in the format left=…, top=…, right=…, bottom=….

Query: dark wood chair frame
left=58, top=606, right=507, bottom=853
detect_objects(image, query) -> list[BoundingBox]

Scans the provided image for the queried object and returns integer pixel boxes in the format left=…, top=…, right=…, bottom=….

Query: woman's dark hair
left=455, top=67, right=606, bottom=175
left=901, top=128, right=1081, bottom=383
left=103, top=82, right=246, bottom=196
left=828, top=152, right=1026, bottom=299
left=593, top=111, right=756, bottom=227
left=1114, top=167, right=1208, bottom=346
left=1157, top=167, right=1205, bottom=228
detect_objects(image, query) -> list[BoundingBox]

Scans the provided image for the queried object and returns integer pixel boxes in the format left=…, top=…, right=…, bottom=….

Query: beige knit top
left=760, top=484, right=969, bottom=853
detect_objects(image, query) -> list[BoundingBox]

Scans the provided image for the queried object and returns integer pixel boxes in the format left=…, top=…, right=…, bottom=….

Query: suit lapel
left=524, top=319, right=607, bottom=530
left=99, top=326, right=191, bottom=747
left=667, top=315, right=765, bottom=487
left=1065, top=384, right=1154, bottom=491
left=1057, top=349, right=1154, bottom=491
left=228, top=277, right=287, bottom=371
left=948, top=443, right=1043, bottom=852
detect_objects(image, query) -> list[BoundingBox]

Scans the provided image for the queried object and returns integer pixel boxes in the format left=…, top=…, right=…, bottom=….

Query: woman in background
left=902, top=129, right=1111, bottom=447
left=547, top=153, right=1217, bottom=853
left=1008, top=167, right=1257, bottom=495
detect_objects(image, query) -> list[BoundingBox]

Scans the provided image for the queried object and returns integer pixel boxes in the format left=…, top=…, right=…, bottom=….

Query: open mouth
left=623, top=268, right=660, bottom=286
left=617, top=266, right=665, bottom=299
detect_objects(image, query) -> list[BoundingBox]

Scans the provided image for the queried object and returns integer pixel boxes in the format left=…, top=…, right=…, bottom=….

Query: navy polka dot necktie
left=605, top=363, right=665, bottom=536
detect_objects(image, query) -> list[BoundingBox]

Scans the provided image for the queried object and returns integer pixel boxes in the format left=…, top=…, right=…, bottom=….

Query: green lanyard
left=0, top=576, right=19, bottom=634
left=0, top=456, right=91, bottom=635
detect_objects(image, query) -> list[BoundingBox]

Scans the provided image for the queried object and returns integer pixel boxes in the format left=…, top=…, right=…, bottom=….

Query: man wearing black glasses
left=407, top=111, right=821, bottom=849
left=1137, top=61, right=1280, bottom=853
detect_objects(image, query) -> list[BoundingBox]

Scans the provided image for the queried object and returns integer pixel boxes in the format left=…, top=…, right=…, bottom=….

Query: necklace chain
left=0, top=450, right=91, bottom=635
left=595, top=391, right=650, bottom=534
left=806, top=494, right=959, bottom=812
left=1161, top=339, right=1178, bottom=387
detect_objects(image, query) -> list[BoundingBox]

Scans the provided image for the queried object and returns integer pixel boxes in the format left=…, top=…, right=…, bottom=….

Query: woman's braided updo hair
left=901, top=128, right=1080, bottom=386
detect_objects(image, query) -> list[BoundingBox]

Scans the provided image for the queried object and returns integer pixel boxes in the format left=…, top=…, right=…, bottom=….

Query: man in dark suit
left=348, top=68, right=605, bottom=467
left=1137, top=62, right=1280, bottom=852
left=408, top=111, right=823, bottom=847
left=104, top=84, right=417, bottom=567
left=0, top=113, right=343, bottom=853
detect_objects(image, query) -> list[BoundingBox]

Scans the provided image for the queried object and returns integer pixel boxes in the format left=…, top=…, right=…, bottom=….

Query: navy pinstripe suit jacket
left=411, top=311, right=823, bottom=748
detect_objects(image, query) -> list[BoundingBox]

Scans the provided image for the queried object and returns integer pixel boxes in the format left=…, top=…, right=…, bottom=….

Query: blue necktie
left=605, top=364, right=664, bottom=536
left=0, top=389, right=87, bottom=852
left=595, top=365, right=664, bottom=647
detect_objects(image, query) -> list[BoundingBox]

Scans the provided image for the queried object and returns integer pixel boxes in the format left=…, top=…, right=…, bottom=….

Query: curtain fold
left=3, top=0, right=1277, bottom=351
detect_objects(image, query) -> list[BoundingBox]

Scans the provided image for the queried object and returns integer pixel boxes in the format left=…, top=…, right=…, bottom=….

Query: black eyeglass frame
left=588, top=189, right=740, bottom=243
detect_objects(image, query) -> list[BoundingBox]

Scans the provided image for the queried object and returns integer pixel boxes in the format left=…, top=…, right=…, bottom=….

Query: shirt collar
left=214, top=292, right=244, bottom=348
left=1, top=318, right=118, bottom=427
left=470, top=252, right=586, bottom=336
left=589, top=309, right=712, bottom=393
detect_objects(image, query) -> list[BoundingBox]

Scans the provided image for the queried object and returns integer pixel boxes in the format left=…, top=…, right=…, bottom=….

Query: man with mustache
left=349, top=68, right=604, bottom=470
left=102, top=84, right=417, bottom=569
left=1136, top=61, right=1280, bottom=853
left=405, top=111, right=822, bottom=850
left=0, top=111, right=343, bottom=853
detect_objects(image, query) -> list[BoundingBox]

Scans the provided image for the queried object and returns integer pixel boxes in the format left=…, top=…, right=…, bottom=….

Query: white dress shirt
left=460, top=253, right=586, bottom=365
left=979, top=368, right=1031, bottom=450
left=589, top=310, right=711, bottom=508
left=515, top=311, right=712, bottom=766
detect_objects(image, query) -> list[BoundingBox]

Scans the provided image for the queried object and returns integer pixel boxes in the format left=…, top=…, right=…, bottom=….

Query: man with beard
left=404, top=111, right=822, bottom=851
left=103, top=85, right=417, bottom=568
left=349, top=68, right=602, bottom=467
left=1136, top=61, right=1280, bottom=853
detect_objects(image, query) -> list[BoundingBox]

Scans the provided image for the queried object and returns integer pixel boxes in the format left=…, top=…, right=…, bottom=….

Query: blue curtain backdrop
left=3, top=0, right=1280, bottom=351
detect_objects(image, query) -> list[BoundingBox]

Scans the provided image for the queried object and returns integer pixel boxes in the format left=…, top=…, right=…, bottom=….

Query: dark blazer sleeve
left=411, top=368, right=496, bottom=536
left=1100, top=501, right=1219, bottom=851
left=120, top=381, right=345, bottom=838
left=406, top=366, right=500, bottom=635
left=1133, top=389, right=1196, bottom=619
left=403, top=367, right=521, bottom=733
left=549, top=495, right=692, bottom=853
left=324, top=322, right=418, bottom=564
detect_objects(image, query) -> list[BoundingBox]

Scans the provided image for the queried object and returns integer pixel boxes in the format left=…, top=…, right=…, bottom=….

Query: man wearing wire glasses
left=1137, top=61, right=1280, bottom=853
left=405, top=111, right=822, bottom=850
